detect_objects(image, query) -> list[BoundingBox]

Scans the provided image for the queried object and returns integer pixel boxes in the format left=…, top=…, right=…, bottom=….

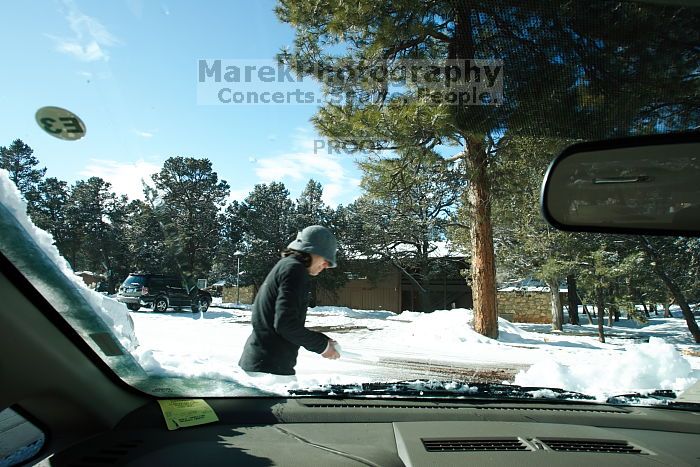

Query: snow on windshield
left=0, top=170, right=138, bottom=352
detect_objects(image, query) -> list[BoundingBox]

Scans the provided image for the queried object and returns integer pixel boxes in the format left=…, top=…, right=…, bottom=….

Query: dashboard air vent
left=423, top=438, right=529, bottom=452
left=539, top=438, right=645, bottom=454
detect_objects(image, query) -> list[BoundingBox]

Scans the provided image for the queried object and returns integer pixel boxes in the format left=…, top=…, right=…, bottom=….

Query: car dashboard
left=45, top=397, right=700, bottom=466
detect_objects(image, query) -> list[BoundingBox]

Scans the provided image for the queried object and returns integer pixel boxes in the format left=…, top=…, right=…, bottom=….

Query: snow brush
left=334, top=343, right=380, bottom=362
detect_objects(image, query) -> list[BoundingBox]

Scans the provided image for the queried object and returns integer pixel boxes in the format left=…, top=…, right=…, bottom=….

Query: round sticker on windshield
left=35, top=106, right=86, bottom=141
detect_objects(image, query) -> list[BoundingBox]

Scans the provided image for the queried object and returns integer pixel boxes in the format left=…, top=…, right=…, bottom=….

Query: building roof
left=347, top=241, right=469, bottom=260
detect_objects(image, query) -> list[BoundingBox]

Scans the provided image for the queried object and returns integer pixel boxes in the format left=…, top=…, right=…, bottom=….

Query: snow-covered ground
left=129, top=301, right=700, bottom=401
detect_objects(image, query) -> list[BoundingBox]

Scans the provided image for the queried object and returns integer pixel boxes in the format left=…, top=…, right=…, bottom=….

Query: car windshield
left=1, top=0, right=699, bottom=404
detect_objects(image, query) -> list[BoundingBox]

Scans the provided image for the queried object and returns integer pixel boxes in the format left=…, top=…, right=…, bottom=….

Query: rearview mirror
left=541, top=133, right=700, bottom=236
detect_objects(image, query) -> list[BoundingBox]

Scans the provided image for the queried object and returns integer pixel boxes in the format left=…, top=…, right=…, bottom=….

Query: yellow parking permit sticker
left=157, top=399, right=219, bottom=430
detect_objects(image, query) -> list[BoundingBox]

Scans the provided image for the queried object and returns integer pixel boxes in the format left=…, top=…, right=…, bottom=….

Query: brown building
left=316, top=260, right=472, bottom=313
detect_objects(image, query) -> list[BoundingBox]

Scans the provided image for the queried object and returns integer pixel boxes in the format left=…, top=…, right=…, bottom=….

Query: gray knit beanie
left=287, top=225, right=338, bottom=268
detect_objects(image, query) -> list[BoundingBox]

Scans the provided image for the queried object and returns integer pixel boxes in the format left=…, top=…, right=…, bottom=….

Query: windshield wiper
left=605, top=390, right=700, bottom=409
left=606, top=389, right=675, bottom=405
left=289, top=380, right=595, bottom=401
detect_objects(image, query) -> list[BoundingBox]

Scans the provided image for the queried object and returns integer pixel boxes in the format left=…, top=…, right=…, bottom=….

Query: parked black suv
left=116, top=273, right=212, bottom=313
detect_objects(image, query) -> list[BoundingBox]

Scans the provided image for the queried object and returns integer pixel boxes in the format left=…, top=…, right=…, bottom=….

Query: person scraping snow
left=238, top=225, right=341, bottom=376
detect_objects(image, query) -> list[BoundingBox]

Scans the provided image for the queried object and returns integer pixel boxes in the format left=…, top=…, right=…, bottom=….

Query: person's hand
left=321, top=339, right=340, bottom=359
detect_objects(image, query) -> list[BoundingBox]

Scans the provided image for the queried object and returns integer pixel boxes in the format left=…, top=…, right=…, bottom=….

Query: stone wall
left=497, top=291, right=559, bottom=323
left=222, top=285, right=255, bottom=305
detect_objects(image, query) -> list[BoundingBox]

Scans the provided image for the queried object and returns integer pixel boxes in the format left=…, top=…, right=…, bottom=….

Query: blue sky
left=0, top=0, right=364, bottom=206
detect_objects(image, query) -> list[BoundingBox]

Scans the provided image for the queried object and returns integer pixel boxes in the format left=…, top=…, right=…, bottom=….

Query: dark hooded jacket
left=238, top=255, right=329, bottom=375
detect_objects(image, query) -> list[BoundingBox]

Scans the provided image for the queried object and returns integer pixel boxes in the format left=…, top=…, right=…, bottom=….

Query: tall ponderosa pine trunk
left=452, top=4, right=498, bottom=338
left=465, top=137, right=498, bottom=338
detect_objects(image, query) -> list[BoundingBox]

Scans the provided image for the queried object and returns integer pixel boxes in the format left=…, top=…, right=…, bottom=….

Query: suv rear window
left=123, top=276, right=145, bottom=286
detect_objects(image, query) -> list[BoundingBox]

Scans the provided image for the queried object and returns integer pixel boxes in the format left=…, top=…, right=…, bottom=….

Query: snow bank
left=0, top=170, right=138, bottom=351
left=394, top=309, right=496, bottom=345
left=379, top=308, right=535, bottom=347
left=514, top=337, right=695, bottom=400
left=497, top=319, right=542, bottom=344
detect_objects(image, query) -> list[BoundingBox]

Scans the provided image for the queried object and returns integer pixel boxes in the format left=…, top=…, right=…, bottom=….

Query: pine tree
left=0, top=139, right=46, bottom=212
left=354, top=149, right=461, bottom=311
left=294, top=179, right=332, bottom=230
left=30, top=177, right=70, bottom=254
left=65, top=177, right=131, bottom=289
left=275, top=0, right=700, bottom=338
left=489, top=136, right=577, bottom=331
left=293, top=180, right=353, bottom=304
left=124, top=199, right=176, bottom=276
left=239, top=182, right=296, bottom=290
left=210, top=201, right=246, bottom=284
left=633, top=237, right=700, bottom=343
left=151, top=157, right=230, bottom=282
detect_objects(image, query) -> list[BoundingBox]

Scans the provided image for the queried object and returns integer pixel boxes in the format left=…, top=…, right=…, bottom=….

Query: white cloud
left=80, top=159, right=161, bottom=201
left=255, top=151, right=345, bottom=183
left=51, top=39, right=107, bottom=61
left=65, top=5, right=120, bottom=45
left=47, top=0, right=121, bottom=62
left=134, top=130, right=155, bottom=138
left=323, top=180, right=361, bottom=207
left=253, top=148, right=360, bottom=207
